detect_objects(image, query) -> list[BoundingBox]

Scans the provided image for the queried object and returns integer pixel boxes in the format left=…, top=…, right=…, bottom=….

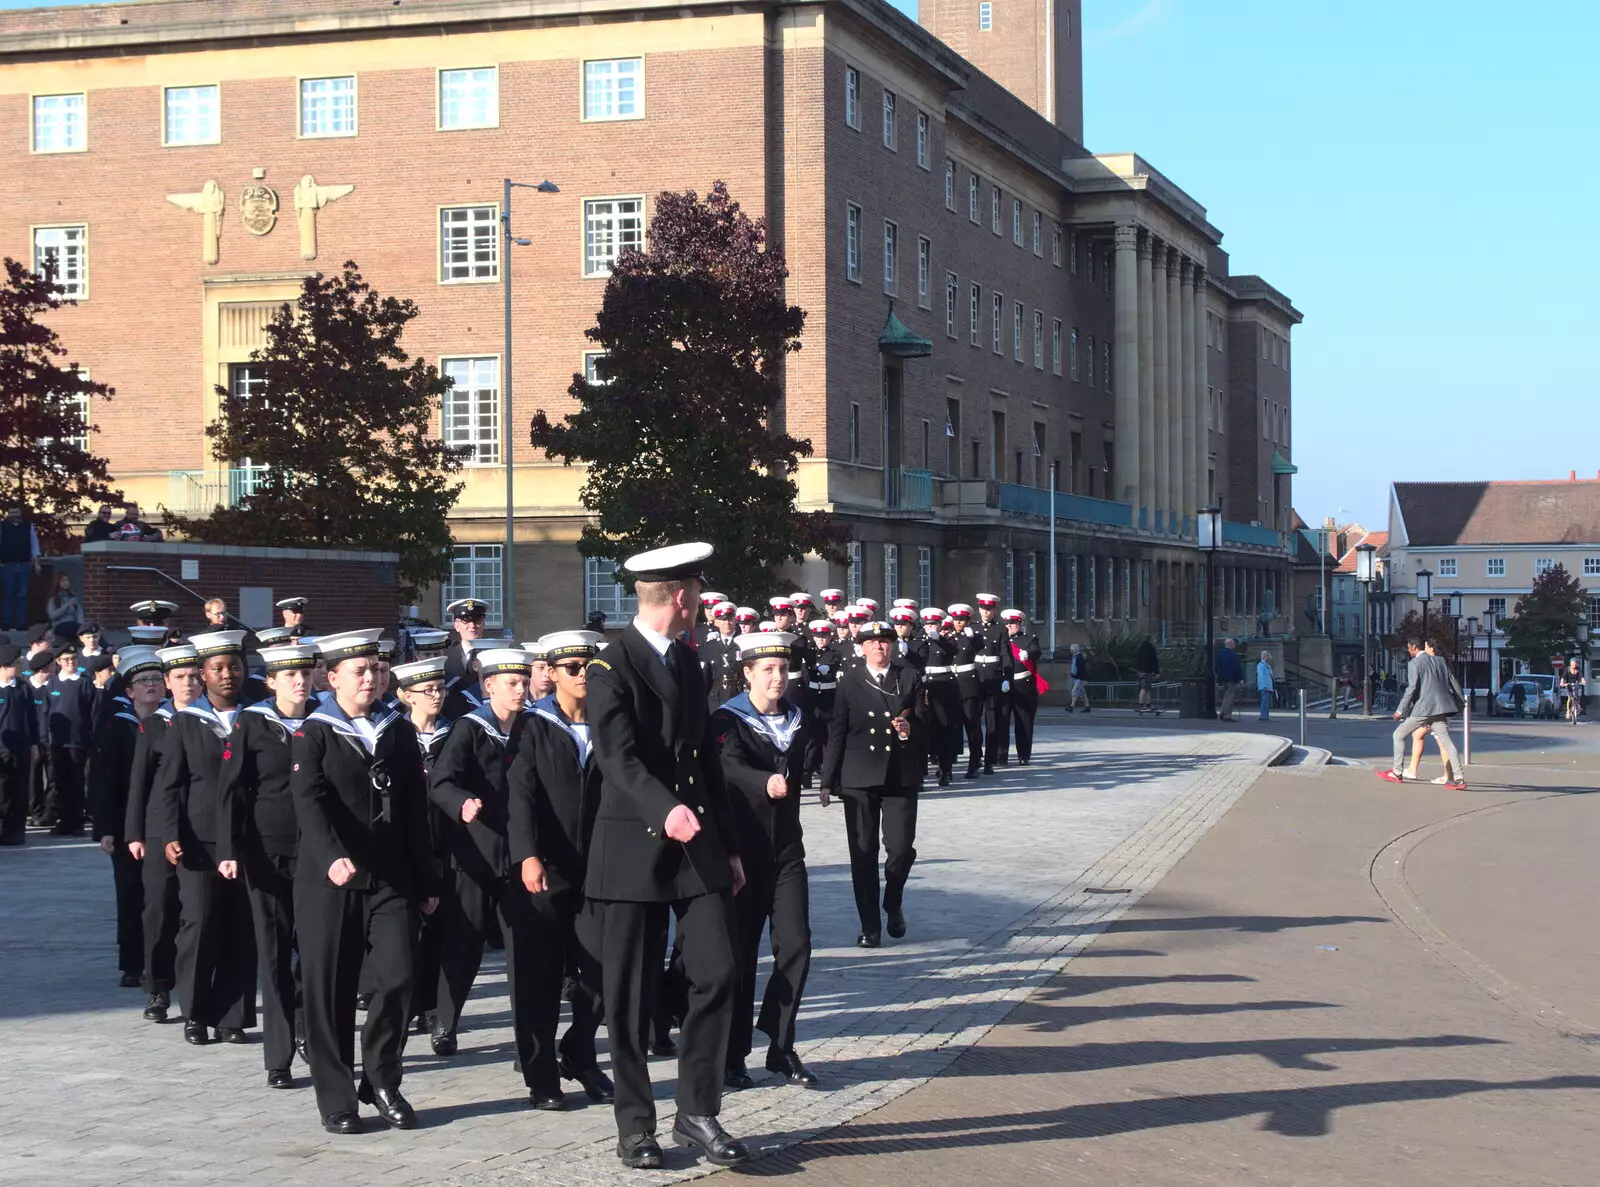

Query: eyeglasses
left=553, top=661, right=589, bottom=676
left=411, top=685, right=446, bottom=698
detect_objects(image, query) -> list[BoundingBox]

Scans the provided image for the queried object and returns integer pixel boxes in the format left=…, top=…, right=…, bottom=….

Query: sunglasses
left=552, top=661, right=590, bottom=676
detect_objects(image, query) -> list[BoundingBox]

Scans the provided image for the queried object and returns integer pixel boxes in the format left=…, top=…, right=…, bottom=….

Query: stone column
left=1111, top=223, right=1141, bottom=510
left=1179, top=256, right=1197, bottom=534
left=1165, top=250, right=1183, bottom=531
left=1150, top=241, right=1169, bottom=533
left=1136, top=232, right=1155, bottom=526
left=1192, top=264, right=1209, bottom=511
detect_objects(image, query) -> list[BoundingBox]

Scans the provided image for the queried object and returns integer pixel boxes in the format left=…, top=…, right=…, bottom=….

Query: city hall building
left=1, top=0, right=1300, bottom=640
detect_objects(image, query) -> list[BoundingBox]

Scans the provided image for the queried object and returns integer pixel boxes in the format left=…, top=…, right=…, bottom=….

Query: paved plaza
left=0, top=722, right=1282, bottom=1187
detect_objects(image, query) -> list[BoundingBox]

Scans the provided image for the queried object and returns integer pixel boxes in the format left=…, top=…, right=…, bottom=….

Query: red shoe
left=1379, top=769, right=1406, bottom=783
left=1447, top=779, right=1467, bottom=791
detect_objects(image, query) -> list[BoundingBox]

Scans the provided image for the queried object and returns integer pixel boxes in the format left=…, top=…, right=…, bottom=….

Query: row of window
left=1204, top=311, right=1228, bottom=354
left=26, top=59, right=643, bottom=152
left=1260, top=326, right=1289, bottom=368
left=1423, top=557, right=1600, bottom=580
left=840, top=541, right=936, bottom=610
left=1261, top=397, right=1290, bottom=446
left=444, top=546, right=643, bottom=630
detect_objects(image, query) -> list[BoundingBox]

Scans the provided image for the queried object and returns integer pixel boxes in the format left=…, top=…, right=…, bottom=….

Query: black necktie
left=664, top=640, right=684, bottom=683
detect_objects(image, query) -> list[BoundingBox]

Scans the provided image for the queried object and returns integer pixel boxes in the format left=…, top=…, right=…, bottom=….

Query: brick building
left=1, top=0, right=1300, bottom=641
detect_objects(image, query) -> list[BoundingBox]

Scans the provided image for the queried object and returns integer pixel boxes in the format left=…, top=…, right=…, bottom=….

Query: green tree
left=1384, top=608, right=1460, bottom=662
left=165, top=263, right=465, bottom=596
left=0, top=257, right=120, bottom=551
left=530, top=181, right=844, bottom=600
left=1501, top=563, right=1587, bottom=668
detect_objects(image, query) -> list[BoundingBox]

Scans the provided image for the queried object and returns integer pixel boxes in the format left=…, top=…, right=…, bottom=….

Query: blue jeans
left=1259, top=690, right=1272, bottom=720
left=0, top=562, right=30, bottom=629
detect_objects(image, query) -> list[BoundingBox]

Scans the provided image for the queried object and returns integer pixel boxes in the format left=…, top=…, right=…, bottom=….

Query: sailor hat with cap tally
left=521, top=640, right=550, bottom=662
left=477, top=648, right=533, bottom=677
left=623, top=541, right=713, bottom=583
left=539, top=630, right=604, bottom=662
left=259, top=644, right=318, bottom=673
left=188, top=630, right=248, bottom=659
left=157, top=644, right=200, bottom=671
left=406, top=627, right=450, bottom=652
left=315, top=629, right=384, bottom=665
left=377, top=639, right=396, bottom=658
left=114, top=647, right=165, bottom=680
left=126, top=625, right=170, bottom=644
left=391, top=656, right=447, bottom=688
left=808, top=619, right=834, bottom=637
left=254, top=626, right=295, bottom=646
left=732, top=631, right=798, bottom=662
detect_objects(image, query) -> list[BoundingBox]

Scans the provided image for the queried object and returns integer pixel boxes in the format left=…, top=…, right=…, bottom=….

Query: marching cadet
left=830, top=610, right=851, bottom=649
left=1003, top=610, right=1047, bottom=766
left=292, top=629, right=439, bottom=1135
left=0, top=643, right=38, bottom=846
left=441, top=597, right=490, bottom=694
left=916, top=608, right=960, bottom=787
left=125, top=643, right=201, bottom=1022
left=155, top=630, right=258, bottom=1045
left=25, top=647, right=52, bottom=828
left=254, top=626, right=295, bottom=647
left=946, top=605, right=984, bottom=780
left=892, top=598, right=920, bottom=616
left=713, top=632, right=819, bottom=1091
left=844, top=605, right=871, bottom=653
left=694, top=591, right=725, bottom=646
left=442, top=639, right=496, bottom=720
left=889, top=606, right=921, bottom=664
left=216, top=643, right=317, bottom=1088
left=768, top=596, right=797, bottom=634
left=734, top=606, right=759, bottom=636
left=428, top=647, right=538, bottom=1079
left=788, top=592, right=817, bottom=623
left=802, top=619, right=839, bottom=786
left=855, top=597, right=880, bottom=621
left=374, top=639, right=400, bottom=709
left=45, top=638, right=95, bottom=835
left=527, top=640, right=554, bottom=702
left=585, top=542, right=749, bottom=1170
left=974, top=594, right=1009, bottom=771
left=819, top=588, right=846, bottom=617
left=276, top=597, right=310, bottom=638
left=507, top=630, right=614, bottom=1110
left=820, top=621, right=922, bottom=948
left=89, top=647, right=165, bottom=986
left=699, top=601, right=741, bottom=712
left=406, top=626, right=451, bottom=658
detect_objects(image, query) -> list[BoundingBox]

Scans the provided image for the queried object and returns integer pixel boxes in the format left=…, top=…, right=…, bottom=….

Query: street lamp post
left=1415, top=566, right=1433, bottom=641
left=1355, top=542, right=1376, bottom=715
left=1197, top=506, right=1222, bottom=719
left=500, top=176, right=560, bottom=639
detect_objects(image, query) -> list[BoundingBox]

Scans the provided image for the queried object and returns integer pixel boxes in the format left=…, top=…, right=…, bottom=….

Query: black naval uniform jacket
left=152, top=698, right=236, bottom=861
left=215, top=702, right=305, bottom=864
left=1008, top=632, right=1042, bottom=697
left=950, top=628, right=983, bottom=700
left=290, top=700, right=437, bottom=898
left=124, top=704, right=174, bottom=847
left=88, top=707, right=142, bottom=844
left=0, top=677, right=39, bottom=757
left=821, top=659, right=922, bottom=794
left=977, top=619, right=1008, bottom=689
left=45, top=670, right=96, bottom=750
left=428, top=704, right=529, bottom=881
left=697, top=631, right=742, bottom=712
left=712, top=698, right=809, bottom=867
left=508, top=696, right=602, bottom=893
left=584, top=624, right=739, bottom=903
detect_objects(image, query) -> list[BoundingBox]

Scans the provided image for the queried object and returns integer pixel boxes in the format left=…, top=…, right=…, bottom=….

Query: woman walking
left=1256, top=651, right=1275, bottom=721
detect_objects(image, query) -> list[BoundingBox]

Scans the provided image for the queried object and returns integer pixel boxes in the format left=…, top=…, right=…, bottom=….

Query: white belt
left=1013, top=670, right=1032, bottom=681
left=976, top=655, right=1000, bottom=664
left=953, top=663, right=977, bottom=673
left=787, top=669, right=804, bottom=679
left=809, top=680, right=836, bottom=691
left=924, top=665, right=952, bottom=674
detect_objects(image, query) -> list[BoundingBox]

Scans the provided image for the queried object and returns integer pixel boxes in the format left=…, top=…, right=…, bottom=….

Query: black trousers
left=959, top=697, right=983, bottom=773
left=841, top=789, right=918, bottom=935
left=174, top=845, right=257, bottom=1029
left=0, top=748, right=29, bottom=842
left=140, top=840, right=182, bottom=995
left=1011, top=686, right=1039, bottom=763
left=524, top=881, right=604, bottom=1094
left=596, top=891, right=737, bottom=1136
left=295, top=878, right=415, bottom=1119
left=731, top=858, right=811, bottom=1064
left=412, top=907, right=443, bottom=1021
left=109, top=844, right=144, bottom=976
left=28, top=745, right=51, bottom=823
left=981, top=686, right=1009, bottom=767
left=923, top=686, right=959, bottom=779
left=244, top=850, right=300, bottom=1073
left=47, top=745, right=87, bottom=832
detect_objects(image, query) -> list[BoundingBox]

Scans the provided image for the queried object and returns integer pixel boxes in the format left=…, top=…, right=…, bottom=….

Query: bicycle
left=1563, top=690, right=1584, bottom=724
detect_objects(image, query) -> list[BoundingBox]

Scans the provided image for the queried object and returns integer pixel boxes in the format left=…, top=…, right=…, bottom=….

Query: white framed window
left=969, top=283, right=981, bottom=346
left=1437, top=557, right=1457, bottom=577
left=846, top=541, right=863, bottom=603
left=1012, top=198, right=1022, bottom=245
left=1086, top=333, right=1096, bottom=386
left=32, top=225, right=87, bottom=299
left=1051, top=319, right=1062, bottom=375
left=883, top=543, right=899, bottom=604
left=163, top=85, right=220, bottom=146
left=32, top=93, right=85, bottom=153
left=1070, top=231, right=1079, bottom=274
left=968, top=173, right=980, bottom=222
left=849, top=402, right=861, bottom=462
left=944, top=160, right=955, bottom=209
left=1012, top=301, right=1023, bottom=362
left=1487, top=596, right=1507, bottom=619
left=991, top=186, right=1002, bottom=234
left=917, top=236, right=931, bottom=307
left=1033, top=311, right=1043, bottom=369
left=583, top=351, right=610, bottom=385
left=441, top=356, right=500, bottom=464
left=447, top=544, right=504, bottom=628
left=583, top=196, right=644, bottom=276
left=1534, top=557, right=1555, bottom=577
left=978, top=1, right=992, bottom=31
left=845, top=67, right=860, bottom=128
left=1070, top=326, right=1079, bottom=380
left=1032, top=211, right=1042, bottom=256
left=845, top=202, right=861, bottom=281
left=1486, top=557, right=1505, bottom=577
left=991, top=293, right=1003, bottom=353
left=918, top=546, right=932, bottom=606
left=883, top=220, right=898, bottom=293
left=1585, top=558, right=1600, bottom=577
left=582, top=58, right=642, bottom=121
left=1052, top=222, right=1062, bottom=266
left=584, top=555, right=637, bottom=624
left=945, top=272, right=958, bottom=338
left=299, top=75, right=357, bottom=137
left=882, top=89, right=896, bottom=149
left=440, top=66, right=499, bottom=129
left=915, top=111, right=929, bottom=168
left=439, top=205, right=499, bottom=282
left=1004, top=550, right=1015, bottom=608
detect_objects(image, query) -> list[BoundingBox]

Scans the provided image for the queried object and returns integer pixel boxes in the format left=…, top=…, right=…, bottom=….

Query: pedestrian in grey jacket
left=1381, top=641, right=1464, bottom=786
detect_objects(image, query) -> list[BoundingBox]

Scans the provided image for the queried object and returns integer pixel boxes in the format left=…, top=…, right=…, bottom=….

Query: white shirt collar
left=57, top=670, right=81, bottom=682
left=631, top=616, right=676, bottom=662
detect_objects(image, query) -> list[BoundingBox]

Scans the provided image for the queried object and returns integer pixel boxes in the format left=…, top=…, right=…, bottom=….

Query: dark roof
left=1395, top=481, right=1600, bottom=547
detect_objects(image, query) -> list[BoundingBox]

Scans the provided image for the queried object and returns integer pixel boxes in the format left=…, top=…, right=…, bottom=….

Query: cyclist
left=1561, top=659, right=1585, bottom=724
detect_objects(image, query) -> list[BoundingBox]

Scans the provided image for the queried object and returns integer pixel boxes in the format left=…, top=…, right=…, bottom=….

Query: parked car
left=1496, top=679, right=1556, bottom=718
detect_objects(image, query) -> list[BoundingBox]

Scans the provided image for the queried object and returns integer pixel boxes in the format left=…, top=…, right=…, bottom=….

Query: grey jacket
left=1397, top=652, right=1463, bottom=719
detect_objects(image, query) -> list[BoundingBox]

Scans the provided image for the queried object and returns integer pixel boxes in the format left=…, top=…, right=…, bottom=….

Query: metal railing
left=995, top=482, right=1135, bottom=527
left=166, top=466, right=270, bottom=514
left=885, top=467, right=934, bottom=511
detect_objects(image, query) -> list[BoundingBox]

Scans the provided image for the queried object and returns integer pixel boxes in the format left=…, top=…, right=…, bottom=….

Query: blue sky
left=8, top=0, right=1595, bottom=530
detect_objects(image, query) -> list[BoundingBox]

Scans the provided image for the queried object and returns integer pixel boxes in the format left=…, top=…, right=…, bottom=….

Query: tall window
left=56, top=390, right=91, bottom=453
left=991, top=186, right=1002, bottom=234
left=1025, top=552, right=1038, bottom=619
left=1012, top=301, right=1023, bottom=362
left=1051, top=319, right=1062, bottom=375
left=917, top=236, right=931, bottom=307
left=1004, top=550, right=1015, bottom=608
left=441, top=356, right=500, bottom=464
left=1086, top=333, right=1096, bottom=386
left=1069, top=555, right=1080, bottom=620
left=968, top=173, right=980, bottom=222
left=439, top=205, right=499, bottom=282
left=299, top=76, right=356, bottom=137
left=944, top=159, right=955, bottom=209
left=969, top=283, right=981, bottom=346
left=882, top=90, right=896, bottom=149
left=848, top=402, right=861, bottom=462
left=32, top=93, right=85, bottom=152
left=883, top=544, right=899, bottom=604
left=991, top=293, right=1003, bottom=353
left=1052, top=223, right=1062, bottom=266
left=918, top=546, right=932, bottom=606
left=1123, top=558, right=1132, bottom=619
left=1487, top=596, right=1506, bottom=619
left=33, top=225, right=87, bottom=299
left=447, top=545, right=503, bottom=628
left=1086, top=246, right=1095, bottom=282
left=846, top=541, right=863, bottom=602
left=945, top=398, right=960, bottom=476
left=945, top=272, right=958, bottom=338
left=1011, top=198, right=1022, bottom=246
left=1070, top=326, right=1079, bottom=380
left=845, top=202, right=861, bottom=281
left=1070, top=230, right=1080, bottom=273
left=582, top=58, right=642, bottom=120
left=440, top=67, right=499, bottom=128
left=883, top=220, right=898, bottom=293
left=1032, top=212, right=1042, bottom=256
left=1033, top=311, right=1044, bottom=369
left=584, top=556, right=637, bottom=624
left=1104, top=341, right=1112, bottom=394
left=583, top=352, right=610, bottom=384
left=845, top=67, right=860, bottom=128
left=1487, top=557, right=1505, bottom=577
left=915, top=111, right=929, bottom=168
left=583, top=197, right=644, bottom=276
left=163, top=85, right=220, bottom=145
left=978, top=1, right=992, bottom=30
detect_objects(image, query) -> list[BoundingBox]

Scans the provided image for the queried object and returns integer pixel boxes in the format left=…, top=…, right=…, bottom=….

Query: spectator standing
left=1134, top=637, right=1160, bottom=715
left=1066, top=644, right=1091, bottom=712
left=1213, top=638, right=1242, bottom=721
left=109, top=504, right=163, bottom=542
left=0, top=506, right=41, bottom=631
left=203, top=598, right=228, bottom=628
left=82, top=505, right=115, bottom=543
left=1337, top=662, right=1353, bottom=710
left=47, top=574, right=83, bottom=638
left=1256, top=651, right=1275, bottom=721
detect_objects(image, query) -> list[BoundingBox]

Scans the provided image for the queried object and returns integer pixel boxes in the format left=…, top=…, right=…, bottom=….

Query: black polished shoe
left=119, top=971, right=141, bottom=988
left=560, top=1058, right=615, bottom=1103
left=938, top=772, right=951, bottom=787
left=183, top=1019, right=210, bottom=1045
left=267, top=1069, right=293, bottom=1089
left=529, top=1089, right=566, bottom=1111
left=430, top=1017, right=457, bottom=1056
left=617, top=1132, right=663, bottom=1169
left=982, top=765, right=994, bottom=775
left=215, top=1026, right=248, bottom=1044
left=766, top=1047, right=820, bottom=1087
left=649, top=1037, right=678, bottom=1058
left=723, top=1063, right=755, bottom=1091
left=143, top=991, right=170, bottom=1022
left=672, top=1114, right=749, bottom=1166
left=294, top=1021, right=309, bottom=1061
left=321, top=1111, right=362, bottom=1135
left=856, top=932, right=881, bottom=949
left=886, top=908, right=907, bottom=939
left=357, top=1080, right=417, bottom=1130
left=963, top=767, right=980, bottom=780
left=356, top=991, right=374, bottom=1012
